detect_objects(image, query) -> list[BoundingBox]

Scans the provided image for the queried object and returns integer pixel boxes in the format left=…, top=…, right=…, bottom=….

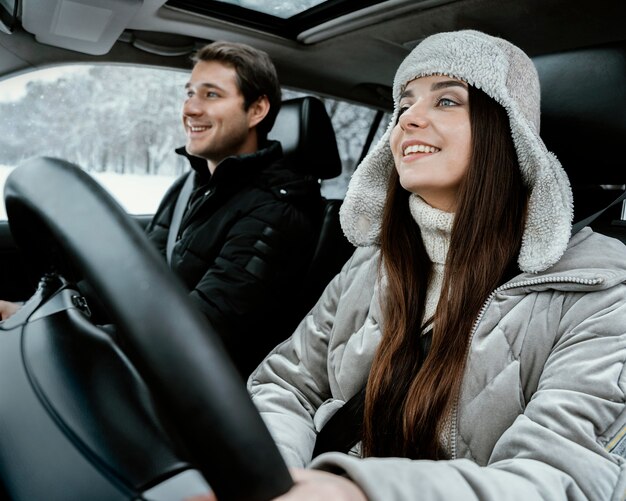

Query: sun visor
left=22, top=0, right=142, bottom=55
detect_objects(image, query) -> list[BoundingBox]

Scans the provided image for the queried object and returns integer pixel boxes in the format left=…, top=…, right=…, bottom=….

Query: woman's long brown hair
left=362, top=86, right=528, bottom=459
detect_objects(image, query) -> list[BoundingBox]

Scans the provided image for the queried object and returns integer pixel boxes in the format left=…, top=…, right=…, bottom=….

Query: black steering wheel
left=4, top=157, right=293, bottom=501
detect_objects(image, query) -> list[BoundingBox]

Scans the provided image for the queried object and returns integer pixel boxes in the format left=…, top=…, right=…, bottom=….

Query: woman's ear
left=247, top=95, right=270, bottom=129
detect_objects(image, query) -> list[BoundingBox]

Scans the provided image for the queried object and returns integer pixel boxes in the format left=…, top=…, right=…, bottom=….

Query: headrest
left=535, top=43, right=626, bottom=187
left=268, top=96, right=342, bottom=180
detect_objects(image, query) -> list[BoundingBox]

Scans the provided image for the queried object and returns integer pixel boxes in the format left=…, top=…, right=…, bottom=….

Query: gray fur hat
left=339, top=30, right=573, bottom=273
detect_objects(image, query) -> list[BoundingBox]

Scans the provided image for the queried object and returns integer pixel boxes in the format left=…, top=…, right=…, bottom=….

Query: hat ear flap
left=518, top=152, right=573, bottom=272
left=340, top=126, right=396, bottom=246
left=512, top=117, right=573, bottom=272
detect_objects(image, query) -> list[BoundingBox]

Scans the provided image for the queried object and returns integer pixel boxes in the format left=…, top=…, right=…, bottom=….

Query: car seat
left=535, top=42, right=626, bottom=243
left=269, top=96, right=355, bottom=314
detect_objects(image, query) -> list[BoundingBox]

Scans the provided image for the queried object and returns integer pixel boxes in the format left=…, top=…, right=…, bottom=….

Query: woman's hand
left=185, top=468, right=367, bottom=501
left=0, top=300, right=20, bottom=320
left=275, top=468, right=367, bottom=501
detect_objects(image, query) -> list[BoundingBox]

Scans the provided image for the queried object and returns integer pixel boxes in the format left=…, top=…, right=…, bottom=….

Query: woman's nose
left=398, top=103, right=429, bottom=129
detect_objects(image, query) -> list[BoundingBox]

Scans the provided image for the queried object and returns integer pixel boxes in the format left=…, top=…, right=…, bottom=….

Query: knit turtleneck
left=408, top=195, right=454, bottom=329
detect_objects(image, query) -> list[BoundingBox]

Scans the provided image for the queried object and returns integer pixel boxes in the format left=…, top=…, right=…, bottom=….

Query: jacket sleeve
left=247, top=249, right=367, bottom=468
left=310, top=283, right=626, bottom=501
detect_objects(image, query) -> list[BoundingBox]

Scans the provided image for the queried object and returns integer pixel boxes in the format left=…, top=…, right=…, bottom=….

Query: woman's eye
left=437, top=97, right=458, bottom=107
left=206, top=91, right=219, bottom=98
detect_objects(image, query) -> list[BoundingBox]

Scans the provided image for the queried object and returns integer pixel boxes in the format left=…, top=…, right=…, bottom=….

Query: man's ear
left=247, top=95, right=270, bottom=129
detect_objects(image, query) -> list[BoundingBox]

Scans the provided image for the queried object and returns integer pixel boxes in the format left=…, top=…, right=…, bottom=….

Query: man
left=0, top=41, right=322, bottom=377
left=144, top=41, right=321, bottom=375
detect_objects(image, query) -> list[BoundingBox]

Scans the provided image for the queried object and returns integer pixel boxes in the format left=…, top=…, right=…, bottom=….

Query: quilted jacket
left=249, top=227, right=626, bottom=500
left=146, top=141, right=321, bottom=376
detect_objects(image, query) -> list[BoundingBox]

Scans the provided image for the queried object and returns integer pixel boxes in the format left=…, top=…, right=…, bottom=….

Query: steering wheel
left=4, top=157, right=293, bottom=501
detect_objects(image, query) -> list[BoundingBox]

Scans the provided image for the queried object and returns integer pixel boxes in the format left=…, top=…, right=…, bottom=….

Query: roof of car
left=1, top=0, right=625, bottom=110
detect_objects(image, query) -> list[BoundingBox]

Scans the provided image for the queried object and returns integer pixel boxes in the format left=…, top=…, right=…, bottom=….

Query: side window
left=369, top=112, right=393, bottom=150
left=0, top=67, right=388, bottom=221
left=0, top=64, right=188, bottom=219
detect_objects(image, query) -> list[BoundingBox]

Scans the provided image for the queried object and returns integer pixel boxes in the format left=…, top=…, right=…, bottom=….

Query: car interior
left=0, top=0, right=624, bottom=500
left=535, top=44, right=626, bottom=241
left=268, top=96, right=354, bottom=312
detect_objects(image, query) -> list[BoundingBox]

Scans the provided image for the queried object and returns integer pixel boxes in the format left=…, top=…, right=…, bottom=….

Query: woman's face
left=389, top=75, right=471, bottom=212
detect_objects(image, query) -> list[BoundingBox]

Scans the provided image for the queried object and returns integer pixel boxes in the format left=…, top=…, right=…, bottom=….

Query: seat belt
left=312, top=191, right=626, bottom=458
left=312, top=387, right=366, bottom=458
left=166, top=171, right=195, bottom=266
left=312, top=330, right=432, bottom=458
left=571, top=189, right=626, bottom=235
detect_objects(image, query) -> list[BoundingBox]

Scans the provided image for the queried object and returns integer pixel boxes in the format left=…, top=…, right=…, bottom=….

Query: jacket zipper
left=449, top=275, right=604, bottom=460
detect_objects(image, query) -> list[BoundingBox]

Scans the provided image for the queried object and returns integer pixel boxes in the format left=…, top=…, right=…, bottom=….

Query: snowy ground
left=0, top=165, right=177, bottom=220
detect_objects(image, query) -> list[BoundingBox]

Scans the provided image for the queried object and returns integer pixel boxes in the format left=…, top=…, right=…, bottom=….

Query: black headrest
left=268, top=96, right=342, bottom=180
left=535, top=43, right=626, bottom=187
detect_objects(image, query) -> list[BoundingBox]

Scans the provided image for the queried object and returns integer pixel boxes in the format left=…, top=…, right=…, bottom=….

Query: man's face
left=182, top=60, right=258, bottom=172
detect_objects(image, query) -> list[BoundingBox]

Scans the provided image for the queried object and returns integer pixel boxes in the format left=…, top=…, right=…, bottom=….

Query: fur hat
left=339, top=30, right=573, bottom=273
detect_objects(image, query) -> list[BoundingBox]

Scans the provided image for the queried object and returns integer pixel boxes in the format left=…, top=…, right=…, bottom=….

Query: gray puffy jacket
left=249, top=227, right=626, bottom=500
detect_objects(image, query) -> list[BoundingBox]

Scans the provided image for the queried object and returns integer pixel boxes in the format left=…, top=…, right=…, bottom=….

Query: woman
left=203, top=30, right=626, bottom=500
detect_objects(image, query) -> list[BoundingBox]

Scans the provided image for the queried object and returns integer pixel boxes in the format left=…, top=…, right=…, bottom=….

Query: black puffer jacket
left=146, top=141, right=321, bottom=376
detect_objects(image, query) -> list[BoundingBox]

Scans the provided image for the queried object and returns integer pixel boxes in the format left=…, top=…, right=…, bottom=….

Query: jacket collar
left=503, top=228, right=626, bottom=292
left=175, top=140, right=283, bottom=186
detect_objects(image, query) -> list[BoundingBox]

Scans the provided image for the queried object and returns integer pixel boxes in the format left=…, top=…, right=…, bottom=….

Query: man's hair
left=192, top=41, right=281, bottom=142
